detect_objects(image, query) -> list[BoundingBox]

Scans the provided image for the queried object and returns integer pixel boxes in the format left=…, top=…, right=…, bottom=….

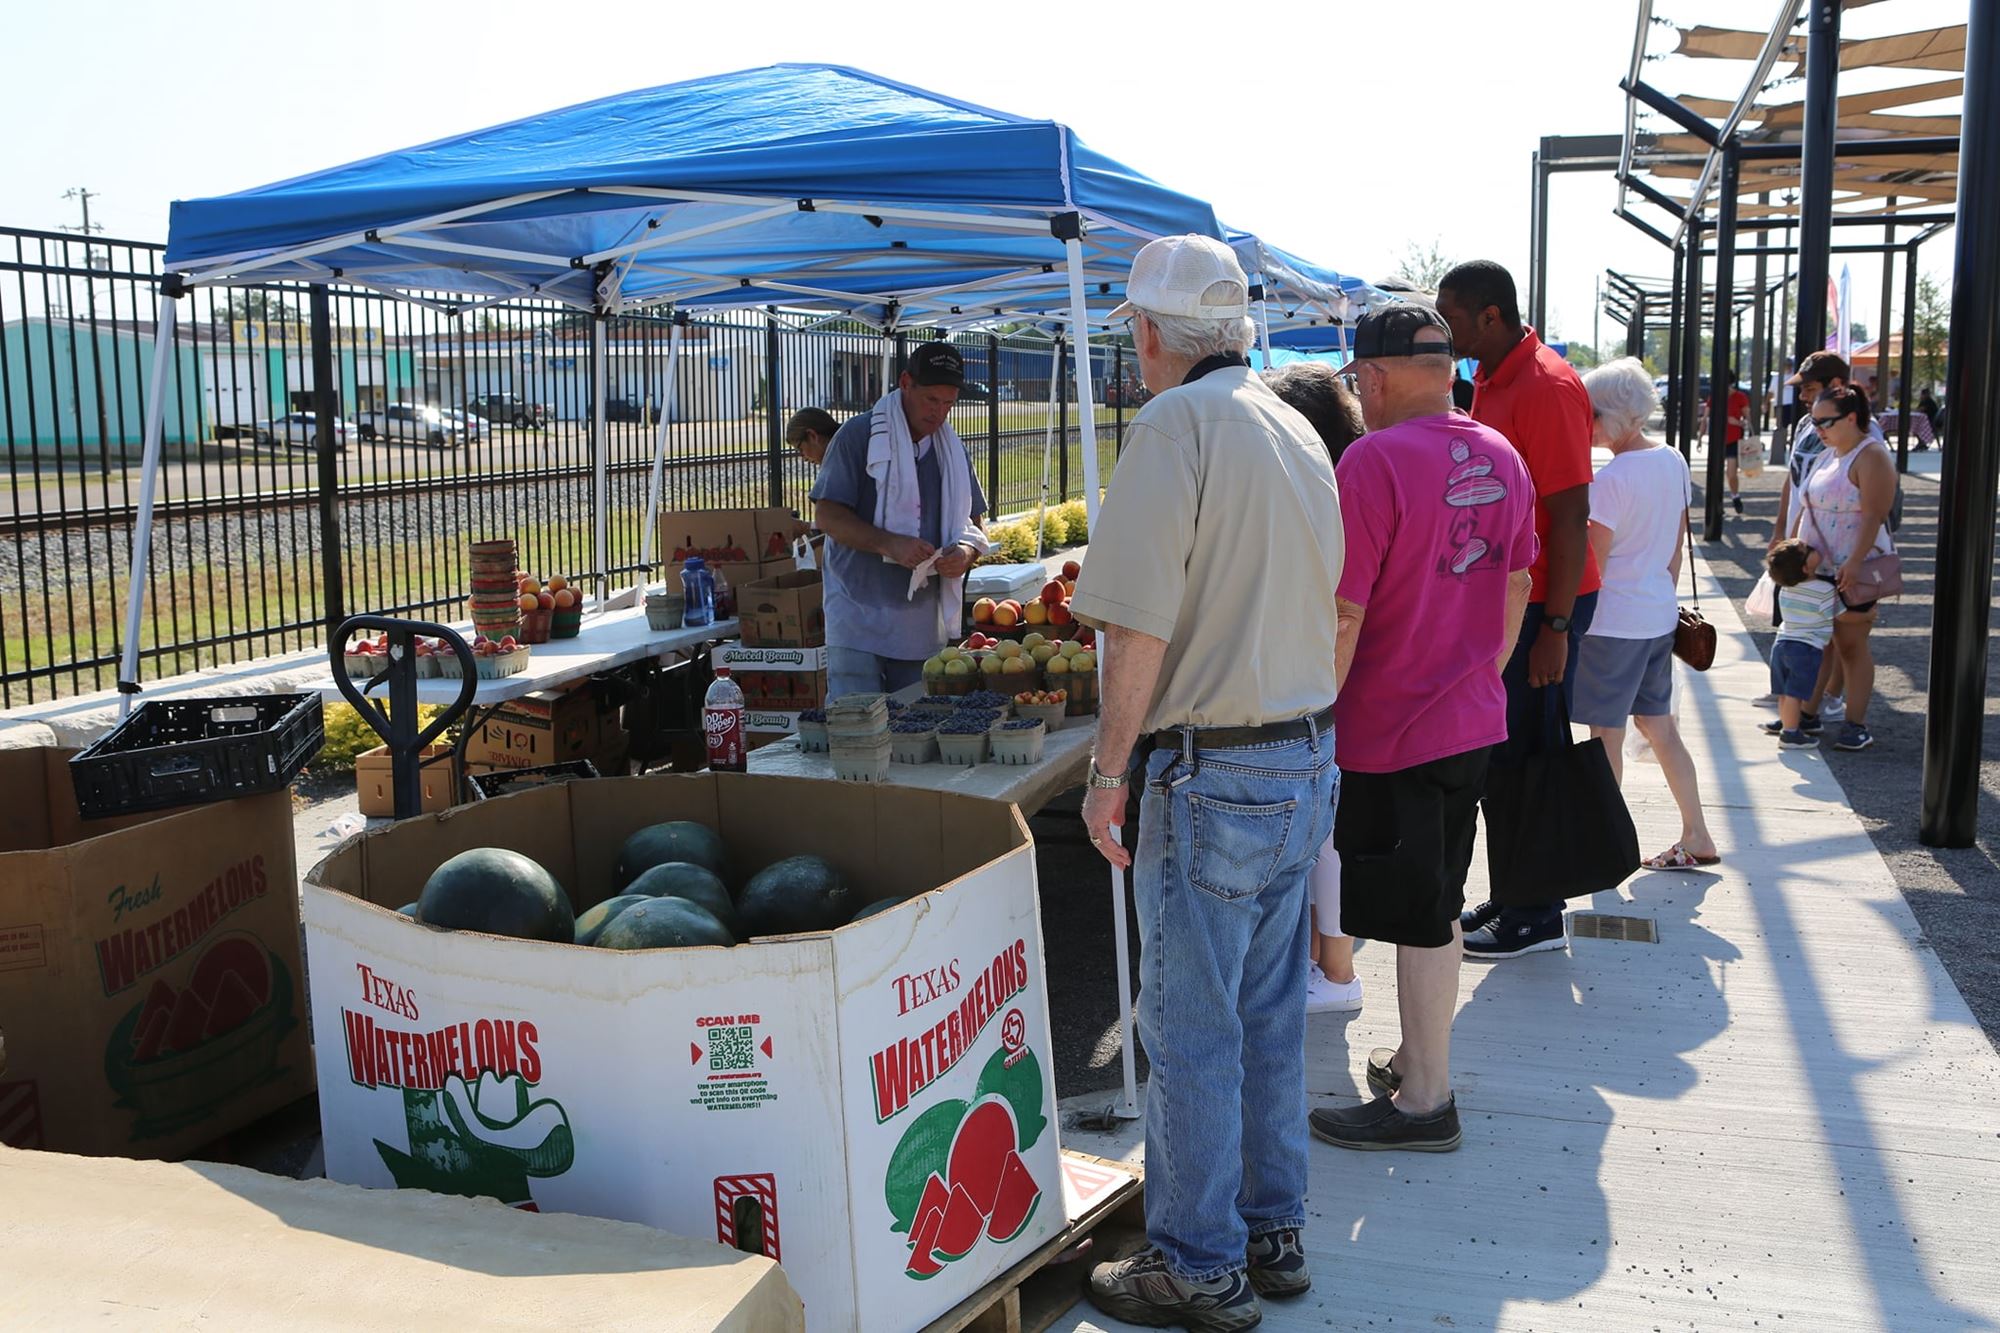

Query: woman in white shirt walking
left=1573, top=358, right=1719, bottom=870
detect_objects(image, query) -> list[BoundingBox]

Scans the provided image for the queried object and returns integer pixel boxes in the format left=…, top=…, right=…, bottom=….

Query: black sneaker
left=1831, top=724, right=1875, bottom=752
left=1778, top=728, right=1818, bottom=749
left=1087, top=1248, right=1263, bottom=1331
left=1463, top=913, right=1566, bottom=960
left=1365, top=1047, right=1401, bottom=1098
left=1760, top=712, right=1820, bottom=735
left=1459, top=900, right=1502, bottom=933
left=1310, top=1095, right=1462, bottom=1153
left=1245, top=1228, right=1310, bottom=1299
left=1733, top=494, right=1745, bottom=515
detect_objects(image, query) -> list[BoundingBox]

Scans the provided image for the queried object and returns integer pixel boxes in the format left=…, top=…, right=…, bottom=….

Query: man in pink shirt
left=1309, top=304, right=1537, bottom=1153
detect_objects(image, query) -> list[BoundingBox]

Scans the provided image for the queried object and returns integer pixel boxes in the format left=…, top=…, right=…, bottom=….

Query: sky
left=1, top=0, right=1963, bottom=357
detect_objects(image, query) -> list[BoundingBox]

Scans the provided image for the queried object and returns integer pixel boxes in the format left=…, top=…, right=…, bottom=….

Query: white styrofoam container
left=962, top=564, right=1049, bottom=604
left=304, top=774, right=1063, bottom=1333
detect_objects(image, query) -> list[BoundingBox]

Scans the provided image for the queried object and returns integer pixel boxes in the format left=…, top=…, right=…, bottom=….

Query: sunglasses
left=1809, top=414, right=1845, bottom=429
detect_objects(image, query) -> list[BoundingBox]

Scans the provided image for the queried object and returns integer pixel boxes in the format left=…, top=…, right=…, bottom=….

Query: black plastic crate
left=469, top=759, right=600, bottom=801
left=69, top=693, right=325, bottom=819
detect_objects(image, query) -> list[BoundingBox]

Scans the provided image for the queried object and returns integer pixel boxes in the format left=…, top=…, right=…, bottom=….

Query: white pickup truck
left=356, top=402, right=471, bottom=447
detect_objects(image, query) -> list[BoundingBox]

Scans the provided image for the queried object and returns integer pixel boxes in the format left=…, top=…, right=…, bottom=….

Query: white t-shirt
left=1587, top=445, right=1691, bottom=639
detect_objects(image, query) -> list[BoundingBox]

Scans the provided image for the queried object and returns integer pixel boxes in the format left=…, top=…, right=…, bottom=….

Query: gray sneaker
left=1245, top=1227, right=1311, bottom=1298
left=1087, top=1248, right=1263, bottom=1331
left=1310, top=1094, right=1462, bottom=1153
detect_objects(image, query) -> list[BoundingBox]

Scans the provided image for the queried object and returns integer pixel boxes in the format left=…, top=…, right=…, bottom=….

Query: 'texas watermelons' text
left=869, top=939, right=1028, bottom=1122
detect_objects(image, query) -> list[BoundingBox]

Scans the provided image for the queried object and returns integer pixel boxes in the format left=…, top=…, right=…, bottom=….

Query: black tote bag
left=1483, top=689, right=1641, bottom=905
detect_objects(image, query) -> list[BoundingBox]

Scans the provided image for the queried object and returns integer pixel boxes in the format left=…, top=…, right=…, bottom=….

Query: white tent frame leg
left=115, top=293, right=182, bottom=718
left=1033, top=338, right=1062, bottom=561
left=637, top=320, right=686, bottom=585
left=591, top=314, right=611, bottom=607
left=1065, top=238, right=1138, bottom=1121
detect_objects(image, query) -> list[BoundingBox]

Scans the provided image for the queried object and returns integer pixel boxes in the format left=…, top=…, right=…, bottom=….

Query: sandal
left=1642, top=842, right=1720, bottom=871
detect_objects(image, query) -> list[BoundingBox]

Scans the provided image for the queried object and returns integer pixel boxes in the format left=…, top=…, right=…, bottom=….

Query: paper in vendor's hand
left=906, top=552, right=941, bottom=601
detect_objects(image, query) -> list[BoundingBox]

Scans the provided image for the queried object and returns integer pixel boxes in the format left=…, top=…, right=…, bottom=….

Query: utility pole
left=1593, top=273, right=1602, bottom=365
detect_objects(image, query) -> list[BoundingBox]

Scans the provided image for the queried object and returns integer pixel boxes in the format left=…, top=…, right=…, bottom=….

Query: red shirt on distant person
left=1469, top=327, right=1601, bottom=603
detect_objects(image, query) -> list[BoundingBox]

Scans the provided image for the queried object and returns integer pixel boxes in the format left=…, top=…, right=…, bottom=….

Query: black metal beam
left=1621, top=79, right=1721, bottom=145
left=1666, top=241, right=1686, bottom=448
left=1793, top=0, right=1841, bottom=369
left=1921, top=0, right=2000, bottom=847
left=1531, top=150, right=1550, bottom=332
left=1705, top=146, right=1740, bottom=541
left=1616, top=208, right=1677, bottom=249
left=1751, top=193, right=1771, bottom=433
left=1680, top=225, right=1706, bottom=461
left=309, top=285, right=344, bottom=637
left=1897, top=243, right=1918, bottom=472
left=1739, top=135, right=1960, bottom=162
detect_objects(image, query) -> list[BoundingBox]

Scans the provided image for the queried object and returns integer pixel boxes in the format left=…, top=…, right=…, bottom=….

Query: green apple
left=944, top=658, right=972, bottom=677
left=923, top=655, right=947, bottom=677
left=1044, top=655, right=1072, bottom=675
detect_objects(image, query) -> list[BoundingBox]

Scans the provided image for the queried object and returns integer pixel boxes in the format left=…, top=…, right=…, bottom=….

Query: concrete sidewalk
left=1053, top=549, right=2000, bottom=1331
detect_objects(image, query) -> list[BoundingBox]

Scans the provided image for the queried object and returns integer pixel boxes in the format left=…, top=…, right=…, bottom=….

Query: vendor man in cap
left=1075, top=233, right=1342, bottom=1331
left=811, top=342, right=989, bottom=698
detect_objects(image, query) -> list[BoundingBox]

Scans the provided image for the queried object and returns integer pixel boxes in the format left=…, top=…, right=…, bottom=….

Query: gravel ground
left=1692, top=448, right=2000, bottom=1050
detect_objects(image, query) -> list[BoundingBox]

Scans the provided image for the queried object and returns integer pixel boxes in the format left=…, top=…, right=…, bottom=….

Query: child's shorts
left=1770, top=639, right=1823, bottom=699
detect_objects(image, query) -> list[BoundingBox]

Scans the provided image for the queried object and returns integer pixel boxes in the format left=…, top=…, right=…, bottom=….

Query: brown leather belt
left=1150, top=705, right=1334, bottom=753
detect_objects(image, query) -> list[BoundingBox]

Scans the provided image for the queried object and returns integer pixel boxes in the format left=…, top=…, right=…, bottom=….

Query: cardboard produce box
left=742, top=707, right=803, bottom=737
left=464, top=686, right=608, bottom=771
left=738, top=570, right=826, bottom=648
left=356, top=744, right=475, bottom=817
left=304, top=774, right=1062, bottom=1333
left=0, top=749, right=310, bottom=1159
left=660, top=507, right=808, bottom=610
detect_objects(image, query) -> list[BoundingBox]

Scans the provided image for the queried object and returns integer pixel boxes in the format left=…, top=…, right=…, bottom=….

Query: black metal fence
left=0, top=225, right=1127, bottom=706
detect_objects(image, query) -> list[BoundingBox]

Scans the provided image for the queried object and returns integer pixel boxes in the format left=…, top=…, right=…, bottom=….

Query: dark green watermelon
left=738, top=855, right=852, bottom=937
left=627, top=862, right=737, bottom=934
left=848, top=896, right=911, bottom=925
left=614, top=821, right=728, bottom=890
left=573, top=894, right=650, bottom=946
left=596, top=896, right=735, bottom=950
left=416, top=848, right=573, bottom=943
left=395, top=903, right=420, bottom=919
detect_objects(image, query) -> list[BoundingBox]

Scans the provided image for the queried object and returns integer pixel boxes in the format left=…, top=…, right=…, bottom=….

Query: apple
left=940, top=646, right=966, bottom=663
left=923, top=655, right=947, bottom=677
left=1031, top=642, right=1059, bottom=664
left=944, top=658, right=972, bottom=677
left=499, top=635, right=519, bottom=651
left=1061, top=560, right=1081, bottom=581
left=1040, top=580, right=1066, bottom=607
left=1024, top=600, right=1049, bottom=626
left=1045, top=655, right=1072, bottom=675
left=1059, top=638, right=1086, bottom=658
left=973, top=598, right=997, bottom=624
left=1021, top=632, right=1047, bottom=649
left=1072, top=651, right=1097, bottom=671
left=1001, top=656, right=1030, bottom=675
left=980, top=654, right=1006, bottom=675
left=1063, top=579, right=1076, bottom=597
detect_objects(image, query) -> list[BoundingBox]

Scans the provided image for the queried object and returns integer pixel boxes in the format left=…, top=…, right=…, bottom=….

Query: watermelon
left=737, top=855, right=852, bottom=937
left=161, top=988, right=211, bottom=1055
left=202, top=970, right=263, bottom=1040
left=974, top=1045, right=1049, bottom=1151
left=909, top=1172, right=951, bottom=1246
left=628, top=861, right=737, bottom=934
left=906, top=1204, right=946, bottom=1279
left=985, top=1149, right=1041, bottom=1242
left=131, top=980, right=176, bottom=1049
left=573, top=894, right=650, bottom=946
left=848, top=896, right=911, bottom=925
left=947, top=1097, right=1018, bottom=1215
left=189, top=935, right=270, bottom=1008
left=132, top=1004, right=172, bottom=1063
left=595, top=896, right=734, bottom=950
left=396, top=903, right=420, bottom=919
left=614, top=821, right=728, bottom=889
left=884, top=1097, right=967, bottom=1232
left=934, top=1181, right=987, bottom=1261
left=417, top=848, right=574, bottom=943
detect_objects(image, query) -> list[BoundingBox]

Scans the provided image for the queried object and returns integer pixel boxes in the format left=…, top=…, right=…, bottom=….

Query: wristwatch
left=1545, top=615, right=1572, bottom=634
left=1087, top=759, right=1127, bottom=789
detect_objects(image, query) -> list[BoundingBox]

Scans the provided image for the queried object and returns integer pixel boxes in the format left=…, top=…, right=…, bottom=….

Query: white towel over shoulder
left=866, top=389, right=988, bottom=641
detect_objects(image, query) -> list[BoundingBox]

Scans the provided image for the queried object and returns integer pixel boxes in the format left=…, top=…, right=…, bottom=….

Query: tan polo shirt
left=1072, top=365, right=1343, bottom=732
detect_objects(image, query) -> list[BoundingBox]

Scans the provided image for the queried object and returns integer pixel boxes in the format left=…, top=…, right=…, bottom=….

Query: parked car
left=603, top=396, right=649, bottom=422
left=214, top=422, right=273, bottom=445
left=465, top=393, right=547, bottom=428
left=271, top=411, right=353, bottom=451
left=438, top=409, right=483, bottom=443
left=356, top=402, right=469, bottom=447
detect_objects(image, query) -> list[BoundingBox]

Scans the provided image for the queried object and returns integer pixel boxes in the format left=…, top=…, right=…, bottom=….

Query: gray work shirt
left=809, top=413, right=988, bottom=661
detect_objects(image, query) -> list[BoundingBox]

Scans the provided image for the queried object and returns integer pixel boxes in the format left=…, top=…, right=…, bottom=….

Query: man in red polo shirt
left=1436, top=260, right=1602, bottom=960
left=1702, top=369, right=1751, bottom=515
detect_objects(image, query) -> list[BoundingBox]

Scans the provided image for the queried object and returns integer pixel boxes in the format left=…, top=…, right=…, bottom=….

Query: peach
left=547, top=575, right=569, bottom=593
left=518, top=593, right=539, bottom=611
left=1061, top=560, right=1081, bottom=581
left=1049, top=602, right=1073, bottom=626
left=553, top=588, right=576, bottom=609
left=993, top=602, right=1020, bottom=628
left=973, top=597, right=997, bottom=624
left=1040, top=579, right=1066, bottom=607
left=1024, top=599, right=1048, bottom=626
left=538, top=591, right=556, bottom=609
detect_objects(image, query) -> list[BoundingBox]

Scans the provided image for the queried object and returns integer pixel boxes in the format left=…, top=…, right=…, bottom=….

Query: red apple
left=1062, top=560, right=1081, bottom=581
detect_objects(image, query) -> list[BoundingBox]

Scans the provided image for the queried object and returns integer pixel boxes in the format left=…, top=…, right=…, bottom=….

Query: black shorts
left=1335, top=747, right=1492, bottom=948
left=1724, top=440, right=1740, bottom=460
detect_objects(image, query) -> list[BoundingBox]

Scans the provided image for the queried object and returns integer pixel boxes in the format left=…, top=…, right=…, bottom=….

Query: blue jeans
left=825, top=646, right=924, bottom=699
left=1133, top=729, right=1338, bottom=1280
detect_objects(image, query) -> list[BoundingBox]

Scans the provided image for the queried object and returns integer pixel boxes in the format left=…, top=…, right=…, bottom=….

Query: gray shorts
left=1573, top=631, right=1676, bottom=726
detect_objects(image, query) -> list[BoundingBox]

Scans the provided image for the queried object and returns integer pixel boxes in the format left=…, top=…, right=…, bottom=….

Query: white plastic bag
left=1747, top=570, right=1777, bottom=622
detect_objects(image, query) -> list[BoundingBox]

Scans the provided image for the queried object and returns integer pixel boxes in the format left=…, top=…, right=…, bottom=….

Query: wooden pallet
left=923, top=1151, right=1145, bottom=1333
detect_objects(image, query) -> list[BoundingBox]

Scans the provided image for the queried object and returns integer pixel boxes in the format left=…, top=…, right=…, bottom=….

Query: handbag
left=1483, top=690, right=1642, bottom=906
left=1673, top=516, right=1717, bottom=671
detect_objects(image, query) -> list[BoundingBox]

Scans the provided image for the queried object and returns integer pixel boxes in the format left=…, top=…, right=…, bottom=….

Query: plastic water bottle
left=703, top=667, right=747, bottom=772
left=712, top=563, right=733, bottom=620
left=681, top=557, right=714, bottom=627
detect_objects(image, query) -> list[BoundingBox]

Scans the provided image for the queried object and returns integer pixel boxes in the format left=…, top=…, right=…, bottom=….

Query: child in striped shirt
left=1764, top=539, right=1839, bottom=748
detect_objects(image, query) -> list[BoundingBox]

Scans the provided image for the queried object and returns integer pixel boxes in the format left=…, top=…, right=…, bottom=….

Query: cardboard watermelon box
left=0, top=748, right=311, bottom=1159
left=303, top=773, right=1063, bottom=1333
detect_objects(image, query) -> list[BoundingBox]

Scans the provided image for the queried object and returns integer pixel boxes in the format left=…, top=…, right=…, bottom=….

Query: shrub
left=990, top=521, right=1039, bottom=564
left=316, top=701, right=446, bottom=772
left=1035, top=506, right=1069, bottom=550
left=1055, top=499, right=1089, bottom=546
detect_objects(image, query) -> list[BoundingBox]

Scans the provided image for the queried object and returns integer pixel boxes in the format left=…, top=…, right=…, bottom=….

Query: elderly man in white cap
left=1073, top=234, right=1344, bottom=1331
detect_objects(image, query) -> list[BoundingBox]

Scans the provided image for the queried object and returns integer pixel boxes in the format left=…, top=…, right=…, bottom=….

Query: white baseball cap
left=1108, top=234, right=1251, bottom=322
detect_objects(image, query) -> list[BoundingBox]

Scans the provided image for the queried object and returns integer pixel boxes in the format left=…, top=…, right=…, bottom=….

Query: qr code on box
left=707, top=1024, right=755, bottom=1072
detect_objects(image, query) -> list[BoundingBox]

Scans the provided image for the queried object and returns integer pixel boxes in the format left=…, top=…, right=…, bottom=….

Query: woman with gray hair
left=1574, top=356, right=1718, bottom=870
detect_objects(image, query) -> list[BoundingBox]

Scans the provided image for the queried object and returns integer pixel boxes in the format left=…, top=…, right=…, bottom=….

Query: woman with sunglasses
left=1795, top=386, right=1897, bottom=751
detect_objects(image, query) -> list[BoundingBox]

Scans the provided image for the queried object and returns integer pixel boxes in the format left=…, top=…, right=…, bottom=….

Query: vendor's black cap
left=1346, top=302, right=1455, bottom=362
left=908, top=341, right=965, bottom=388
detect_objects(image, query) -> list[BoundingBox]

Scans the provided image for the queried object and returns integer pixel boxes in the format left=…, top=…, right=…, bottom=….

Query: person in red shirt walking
left=1702, top=369, right=1751, bottom=515
left=1435, top=261, right=1602, bottom=961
